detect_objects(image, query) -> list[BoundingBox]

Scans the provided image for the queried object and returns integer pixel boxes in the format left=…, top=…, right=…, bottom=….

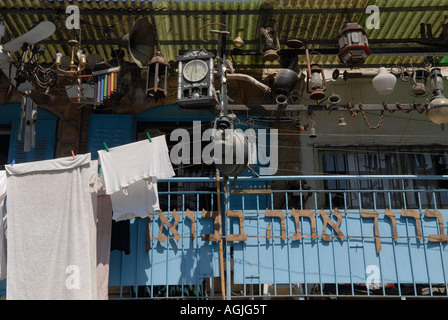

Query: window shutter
left=7, top=119, right=57, bottom=164
left=87, top=114, right=137, bottom=159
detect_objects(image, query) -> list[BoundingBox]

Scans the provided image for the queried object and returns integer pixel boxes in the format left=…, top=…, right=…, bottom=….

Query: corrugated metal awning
left=0, top=0, right=447, bottom=69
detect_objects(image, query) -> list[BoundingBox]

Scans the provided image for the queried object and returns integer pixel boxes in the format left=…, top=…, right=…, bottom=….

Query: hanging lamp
left=427, top=68, right=448, bottom=127
left=372, top=67, right=397, bottom=95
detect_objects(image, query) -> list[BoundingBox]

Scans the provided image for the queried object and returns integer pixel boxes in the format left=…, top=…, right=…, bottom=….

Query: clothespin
left=147, top=132, right=152, bottom=143
left=71, top=150, right=75, bottom=159
left=99, top=166, right=102, bottom=178
left=11, top=159, right=15, bottom=166
left=103, top=142, right=109, bottom=152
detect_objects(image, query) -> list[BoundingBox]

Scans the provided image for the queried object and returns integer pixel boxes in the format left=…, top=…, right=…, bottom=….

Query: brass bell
left=338, top=115, right=347, bottom=127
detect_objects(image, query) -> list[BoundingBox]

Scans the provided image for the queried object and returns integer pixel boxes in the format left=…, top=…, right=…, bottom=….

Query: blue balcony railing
left=108, top=175, right=448, bottom=300
left=2, top=175, right=447, bottom=299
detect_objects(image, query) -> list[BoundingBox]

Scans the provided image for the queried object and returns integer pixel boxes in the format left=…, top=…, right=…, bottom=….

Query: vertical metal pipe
left=224, top=179, right=231, bottom=300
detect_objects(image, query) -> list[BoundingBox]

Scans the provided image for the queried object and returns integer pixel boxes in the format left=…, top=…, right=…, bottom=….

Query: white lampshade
left=372, top=67, right=397, bottom=95
left=427, top=95, right=448, bottom=125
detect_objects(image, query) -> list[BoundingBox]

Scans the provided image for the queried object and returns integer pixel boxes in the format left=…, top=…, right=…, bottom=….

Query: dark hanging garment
left=110, top=219, right=130, bottom=255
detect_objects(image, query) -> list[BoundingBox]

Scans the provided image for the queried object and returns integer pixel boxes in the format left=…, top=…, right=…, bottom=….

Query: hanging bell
left=309, top=126, right=317, bottom=138
left=338, top=115, right=347, bottom=127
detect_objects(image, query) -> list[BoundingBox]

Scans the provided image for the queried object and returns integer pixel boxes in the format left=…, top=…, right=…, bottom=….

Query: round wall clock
left=183, top=59, right=209, bottom=82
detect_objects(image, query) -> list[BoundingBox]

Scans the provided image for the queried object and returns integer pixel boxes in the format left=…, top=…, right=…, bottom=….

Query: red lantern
left=337, top=23, right=371, bottom=68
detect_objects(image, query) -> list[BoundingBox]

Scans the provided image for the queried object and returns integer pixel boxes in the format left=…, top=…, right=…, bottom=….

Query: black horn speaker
left=109, top=18, right=155, bottom=68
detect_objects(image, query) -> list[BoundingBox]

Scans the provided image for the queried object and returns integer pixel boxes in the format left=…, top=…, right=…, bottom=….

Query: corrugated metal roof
left=0, top=0, right=447, bottom=70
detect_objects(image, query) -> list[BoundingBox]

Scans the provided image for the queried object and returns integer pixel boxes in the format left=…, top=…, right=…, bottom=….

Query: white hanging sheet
left=5, top=154, right=97, bottom=300
left=0, top=170, right=6, bottom=281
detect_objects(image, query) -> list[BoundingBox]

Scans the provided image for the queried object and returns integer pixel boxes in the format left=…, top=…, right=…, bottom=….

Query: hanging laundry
left=110, top=220, right=131, bottom=255
left=18, top=95, right=37, bottom=152
left=110, top=177, right=160, bottom=221
left=98, top=136, right=174, bottom=222
left=0, top=171, right=6, bottom=281
left=95, top=176, right=113, bottom=300
left=5, top=154, right=97, bottom=300
left=98, top=136, right=175, bottom=195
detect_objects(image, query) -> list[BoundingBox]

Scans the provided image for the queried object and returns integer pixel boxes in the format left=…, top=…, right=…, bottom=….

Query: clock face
left=183, top=59, right=208, bottom=82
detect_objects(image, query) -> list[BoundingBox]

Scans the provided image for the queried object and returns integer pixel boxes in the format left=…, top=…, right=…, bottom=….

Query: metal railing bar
left=158, top=175, right=448, bottom=183
left=388, top=191, right=402, bottom=297
left=431, top=192, right=448, bottom=297
left=401, top=179, right=418, bottom=297
left=358, top=191, right=369, bottom=296
left=285, top=195, right=294, bottom=297
left=314, top=192, right=323, bottom=296
left=343, top=192, right=355, bottom=296
left=328, top=191, right=339, bottom=296
left=420, top=192, right=433, bottom=297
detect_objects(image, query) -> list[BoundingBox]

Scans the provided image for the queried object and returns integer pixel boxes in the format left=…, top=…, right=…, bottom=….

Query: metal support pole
left=224, top=177, right=232, bottom=300
left=216, top=169, right=226, bottom=300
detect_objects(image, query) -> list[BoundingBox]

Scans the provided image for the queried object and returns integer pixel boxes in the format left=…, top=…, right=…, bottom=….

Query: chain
left=348, top=102, right=358, bottom=117
left=359, top=103, right=384, bottom=130
left=382, top=102, right=395, bottom=113
left=395, top=102, right=410, bottom=113
left=412, top=102, right=428, bottom=114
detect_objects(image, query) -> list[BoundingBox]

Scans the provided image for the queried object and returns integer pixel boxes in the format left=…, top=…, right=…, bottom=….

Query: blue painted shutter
left=7, top=119, right=57, bottom=164
left=87, top=114, right=137, bottom=159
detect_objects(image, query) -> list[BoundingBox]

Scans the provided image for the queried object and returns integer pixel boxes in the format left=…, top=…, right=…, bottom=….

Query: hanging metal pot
left=213, top=130, right=249, bottom=177
left=274, top=69, right=299, bottom=97
left=211, top=116, right=249, bottom=177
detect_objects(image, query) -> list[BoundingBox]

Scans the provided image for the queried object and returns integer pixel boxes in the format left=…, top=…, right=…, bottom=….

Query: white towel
left=0, top=170, right=6, bottom=281
left=5, top=154, right=97, bottom=300
left=98, top=136, right=175, bottom=195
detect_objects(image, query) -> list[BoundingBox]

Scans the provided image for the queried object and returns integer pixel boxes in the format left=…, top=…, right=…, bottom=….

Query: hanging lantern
left=410, top=68, right=430, bottom=97
left=146, top=51, right=169, bottom=101
left=337, top=22, right=371, bottom=68
left=305, top=48, right=327, bottom=100
left=372, top=67, right=396, bottom=95
left=260, top=26, right=280, bottom=62
left=427, top=68, right=448, bottom=127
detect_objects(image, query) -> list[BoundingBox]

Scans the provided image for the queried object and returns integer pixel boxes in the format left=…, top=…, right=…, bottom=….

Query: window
left=320, top=146, right=448, bottom=209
